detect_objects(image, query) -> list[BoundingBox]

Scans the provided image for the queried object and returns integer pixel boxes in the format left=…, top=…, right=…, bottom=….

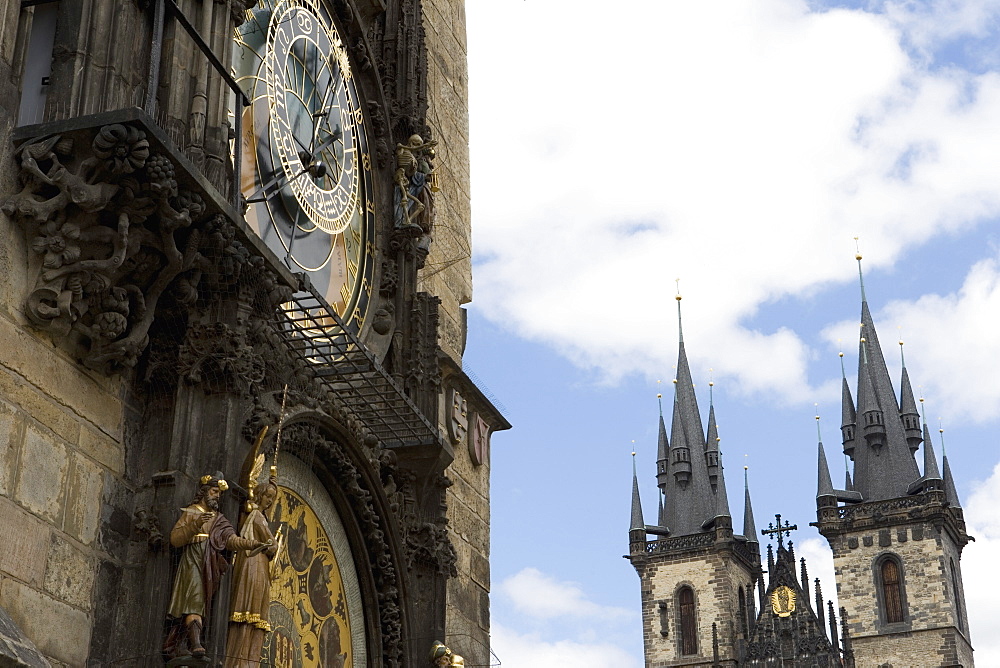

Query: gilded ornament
left=770, top=585, right=797, bottom=618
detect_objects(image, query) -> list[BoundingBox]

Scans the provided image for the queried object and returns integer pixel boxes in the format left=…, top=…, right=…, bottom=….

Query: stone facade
left=818, top=499, right=974, bottom=668
left=0, top=1, right=506, bottom=666
left=635, top=542, right=756, bottom=667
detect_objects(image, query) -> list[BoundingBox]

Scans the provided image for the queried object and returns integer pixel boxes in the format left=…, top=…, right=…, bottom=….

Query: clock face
left=234, top=0, right=375, bottom=339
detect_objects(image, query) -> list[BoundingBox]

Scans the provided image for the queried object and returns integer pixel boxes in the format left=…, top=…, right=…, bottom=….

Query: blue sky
left=464, top=1, right=1000, bottom=665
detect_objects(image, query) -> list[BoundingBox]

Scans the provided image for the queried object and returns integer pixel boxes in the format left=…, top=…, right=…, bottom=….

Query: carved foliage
left=2, top=123, right=290, bottom=375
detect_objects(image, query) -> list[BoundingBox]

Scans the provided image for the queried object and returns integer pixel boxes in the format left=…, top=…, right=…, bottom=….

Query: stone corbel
left=3, top=113, right=295, bottom=376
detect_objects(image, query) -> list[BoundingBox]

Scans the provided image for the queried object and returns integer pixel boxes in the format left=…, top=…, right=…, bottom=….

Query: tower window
left=678, top=586, right=697, bottom=655
left=879, top=557, right=904, bottom=624
left=951, top=558, right=964, bottom=632
left=738, top=586, right=748, bottom=638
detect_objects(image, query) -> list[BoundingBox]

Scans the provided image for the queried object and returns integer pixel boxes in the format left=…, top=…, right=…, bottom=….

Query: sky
left=462, top=1, right=1000, bottom=666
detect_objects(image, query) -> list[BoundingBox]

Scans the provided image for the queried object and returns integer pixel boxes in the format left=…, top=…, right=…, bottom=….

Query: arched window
left=880, top=558, right=904, bottom=624
left=951, top=558, right=964, bottom=632
left=738, top=586, right=748, bottom=638
left=679, top=586, right=697, bottom=655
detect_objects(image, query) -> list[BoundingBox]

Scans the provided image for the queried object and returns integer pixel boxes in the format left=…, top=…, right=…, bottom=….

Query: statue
left=225, top=444, right=282, bottom=668
left=162, top=472, right=264, bottom=662
left=429, top=640, right=465, bottom=667
left=394, top=134, right=438, bottom=233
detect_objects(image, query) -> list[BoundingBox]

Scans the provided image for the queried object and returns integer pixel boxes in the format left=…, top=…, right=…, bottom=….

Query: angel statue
left=225, top=429, right=282, bottom=667
left=429, top=640, right=465, bottom=667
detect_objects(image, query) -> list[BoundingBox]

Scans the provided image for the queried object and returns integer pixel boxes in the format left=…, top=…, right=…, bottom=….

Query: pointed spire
left=658, top=490, right=665, bottom=526
left=656, top=391, right=669, bottom=490
left=845, top=467, right=854, bottom=491
left=840, top=349, right=857, bottom=459
left=940, top=424, right=962, bottom=507
left=921, top=420, right=942, bottom=483
left=675, top=279, right=684, bottom=343
left=743, top=467, right=758, bottom=544
left=855, top=239, right=867, bottom=303
left=817, top=439, right=836, bottom=501
left=631, top=452, right=644, bottom=531
left=705, top=372, right=720, bottom=487
left=714, top=451, right=731, bottom=519
left=898, top=337, right=922, bottom=454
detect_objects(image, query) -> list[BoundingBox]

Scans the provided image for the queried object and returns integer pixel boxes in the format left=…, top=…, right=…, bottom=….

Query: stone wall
left=830, top=521, right=974, bottom=667
left=639, top=548, right=755, bottom=667
left=419, top=0, right=473, bottom=364
left=0, top=11, right=127, bottom=665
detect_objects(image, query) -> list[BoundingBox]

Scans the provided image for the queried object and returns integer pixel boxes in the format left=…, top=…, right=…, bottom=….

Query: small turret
left=858, top=343, right=887, bottom=452
left=669, top=388, right=692, bottom=486
left=705, top=380, right=720, bottom=489
left=840, top=351, right=857, bottom=459
left=898, top=340, right=922, bottom=454
left=655, top=393, right=669, bottom=490
left=940, top=426, right=962, bottom=508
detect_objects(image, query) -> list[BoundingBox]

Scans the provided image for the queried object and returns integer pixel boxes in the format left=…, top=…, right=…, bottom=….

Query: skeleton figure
left=394, top=134, right=438, bottom=232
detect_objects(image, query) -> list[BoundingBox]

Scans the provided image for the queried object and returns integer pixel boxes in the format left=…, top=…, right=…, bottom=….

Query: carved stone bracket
left=4, top=114, right=295, bottom=376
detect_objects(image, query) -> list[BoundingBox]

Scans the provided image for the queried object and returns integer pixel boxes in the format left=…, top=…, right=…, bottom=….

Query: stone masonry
left=829, top=520, right=973, bottom=667
left=637, top=545, right=755, bottom=667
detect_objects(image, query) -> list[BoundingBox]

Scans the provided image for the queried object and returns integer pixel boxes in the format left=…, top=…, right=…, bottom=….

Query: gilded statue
left=394, top=134, right=438, bottom=233
left=225, top=444, right=281, bottom=667
left=163, top=472, right=265, bottom=661
left=429, top=640, right=465, bottom=667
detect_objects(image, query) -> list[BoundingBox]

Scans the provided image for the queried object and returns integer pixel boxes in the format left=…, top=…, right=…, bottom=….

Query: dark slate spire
left=840, top=351, right=857, bottom=461
left=705, top=379, right=720, bottom=489
left=940, top=427, right=962, bottom=507
left=713, top=451, right=732, bottom=520
left=817, top=439, right=836, bottom=501
left=631, top=453, right=644, bottom=531
left=898, top=341, right=922, bottom=454
left=743, top=467, right=758, bottom=544
left=845, top=466, right=854, bottom=492
left=655, top=393, right=669, bottom=491
left=921, top=421, right=942, bottom=482
left=848, top=253, right=920, bottom=500
left=661, top=290, right=716, bottom=536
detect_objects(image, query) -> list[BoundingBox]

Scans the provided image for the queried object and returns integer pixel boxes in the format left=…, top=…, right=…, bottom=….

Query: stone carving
left=177, top=322, right=264, bottom=395
left=393, top=134, right=437, bottom=233
left=405, top=522, right=458, bottom=577
left=1, top=123, right=273, bottom=374
left=469, top=412, right=489, bottom=466
left=447, top=388, right=468, bottom=445
left=133, top=509, right=165, bottom=550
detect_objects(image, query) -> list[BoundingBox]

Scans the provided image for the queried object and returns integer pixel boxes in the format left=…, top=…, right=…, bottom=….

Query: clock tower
left=0, top=1, right=507, bottom=666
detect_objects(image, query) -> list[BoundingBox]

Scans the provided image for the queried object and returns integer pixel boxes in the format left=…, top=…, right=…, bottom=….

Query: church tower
left=813, top=256, right=974, bottom=667
left=627, top=294, right=762, bottom=666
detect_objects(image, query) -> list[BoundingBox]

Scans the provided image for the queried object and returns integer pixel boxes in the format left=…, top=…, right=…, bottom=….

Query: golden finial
left=657, top=393, right=662, bottom=398
left=744, top=453, right=749, bottom=471
left=708, top=367, right=715, bottom=387
left=675, top=278, right=682, bottom=301
left=854, top=236, right=862, bottom=261
left=631, top=439, right=636, bottom=457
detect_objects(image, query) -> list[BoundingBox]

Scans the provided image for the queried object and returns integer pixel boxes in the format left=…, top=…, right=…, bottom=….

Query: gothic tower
left=628, top=295, right=762, bottom=666
left=813, top=257, right=973, bottom=667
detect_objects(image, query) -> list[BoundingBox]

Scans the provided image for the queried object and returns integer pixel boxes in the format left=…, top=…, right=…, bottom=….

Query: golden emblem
left=770, top=585, right=797, bottom=617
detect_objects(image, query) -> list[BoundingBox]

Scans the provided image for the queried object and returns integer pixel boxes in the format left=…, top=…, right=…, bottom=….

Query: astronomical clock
left=234, top=0, right=376, bottom=344
left=231, top=3, right=373, bottom=666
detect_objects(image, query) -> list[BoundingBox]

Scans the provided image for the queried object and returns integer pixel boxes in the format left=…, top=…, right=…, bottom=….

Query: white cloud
left=468, top=0, right=1000, bottom=403
left=797, top=537, right=839, bottom=617
left=498, top=567, right=632, bottom=620
left=962, top=460, right=1000, bottom=664
left=822, top=249, right=1000, bottom=423
left=491, top=623, right=641, bottom=668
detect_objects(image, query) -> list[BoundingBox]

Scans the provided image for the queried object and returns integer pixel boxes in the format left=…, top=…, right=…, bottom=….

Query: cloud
left=468, top=0, right=1000, bottom=402
left=962, top=460, right=1000, bottom=664
left=797, top=537, right=839, bottom=616
left=491, top=623, right=642, bottom=668
left=822, top=249, right=1000, bottom=423
left=498, top=567, right=632, bottom=620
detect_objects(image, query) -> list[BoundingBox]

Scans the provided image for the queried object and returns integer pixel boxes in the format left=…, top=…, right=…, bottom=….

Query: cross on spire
left=761, top=514, right=797, bottom=549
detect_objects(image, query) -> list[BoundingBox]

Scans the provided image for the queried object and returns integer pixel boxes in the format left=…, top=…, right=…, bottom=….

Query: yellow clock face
left=234, top=0, right=375, bottom=338
left=264, top=487, right=353, bottom=668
